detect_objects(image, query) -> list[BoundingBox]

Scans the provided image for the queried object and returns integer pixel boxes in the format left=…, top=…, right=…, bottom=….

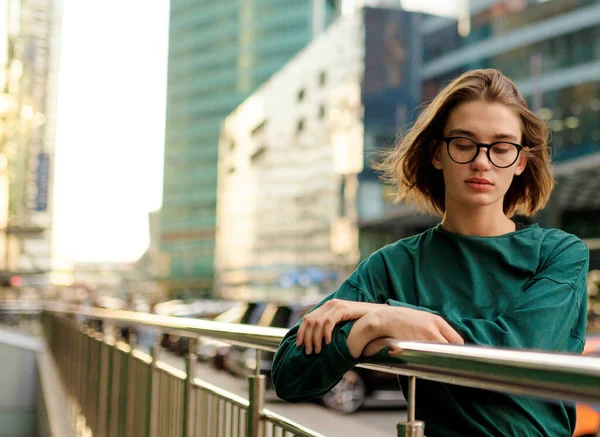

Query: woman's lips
left=465, top=179, right=493, bottom=191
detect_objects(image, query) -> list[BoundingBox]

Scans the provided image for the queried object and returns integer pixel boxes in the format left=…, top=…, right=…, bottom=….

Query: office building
left=159, top=0, right=340, bottom=297
left=0, top=0, right=62, bottom=295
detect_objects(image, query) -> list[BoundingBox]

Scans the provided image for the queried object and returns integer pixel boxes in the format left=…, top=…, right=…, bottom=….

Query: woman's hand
left=366, top=305, right=464, bottom=345
left=346, top=305, right=464, bottom=358
left=296, top=299, right=381, bottom=354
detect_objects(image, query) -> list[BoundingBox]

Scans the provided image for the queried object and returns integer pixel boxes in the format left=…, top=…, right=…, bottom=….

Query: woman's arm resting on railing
left=271, top=282, right=378, bottom=403
left=272, top=283, right=464, bottom=403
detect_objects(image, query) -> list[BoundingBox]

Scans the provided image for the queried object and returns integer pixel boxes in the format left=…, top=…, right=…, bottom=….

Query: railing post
left=247, top=349, right=265, bottom=437
left=183, top=337, right=196, bottom=437
left=397, top=376, right=425, bottom=437
left=147, top=335, right=159, bottom=437
left=117, top=343, right=131, bottom=437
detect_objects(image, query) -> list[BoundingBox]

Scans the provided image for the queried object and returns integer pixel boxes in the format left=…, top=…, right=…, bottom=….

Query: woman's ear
left=431, top=142, right=443, bottom=170
left=514, top=153, right=527, bottom=176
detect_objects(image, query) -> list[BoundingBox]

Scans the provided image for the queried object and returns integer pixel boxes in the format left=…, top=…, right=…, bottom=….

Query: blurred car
left=155, top=299, right=238, bottom=354
left=320, top=367, right=406, bottom=414
left=225, top=302, right=313, bottom=379
left=574, top=335, right=600, bottom=437
left=204, top=302, right=269, bottom=370
left=194, top=304, right=248, bottom=364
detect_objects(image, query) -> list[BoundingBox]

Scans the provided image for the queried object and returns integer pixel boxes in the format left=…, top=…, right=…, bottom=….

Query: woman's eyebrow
left=447, top=129, right=519, bottom=142
left=447, top=128, right=476, bottom=137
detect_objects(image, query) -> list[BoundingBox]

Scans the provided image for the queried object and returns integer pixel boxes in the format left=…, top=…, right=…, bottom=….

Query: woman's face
left=432, top=101, right=527, bottom=212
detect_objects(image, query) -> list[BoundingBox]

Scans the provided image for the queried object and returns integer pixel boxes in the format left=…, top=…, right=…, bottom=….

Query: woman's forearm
left=346, top=313, right=381, bottom=358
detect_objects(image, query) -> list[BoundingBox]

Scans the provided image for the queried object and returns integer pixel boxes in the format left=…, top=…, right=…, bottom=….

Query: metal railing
left=37, top=304, right=600, bottom=437
left=41, top=307, right=324, bottom=437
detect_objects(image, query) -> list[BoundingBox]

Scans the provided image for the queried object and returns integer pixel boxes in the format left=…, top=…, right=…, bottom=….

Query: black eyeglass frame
left=441, top=136, right=524, bottom=169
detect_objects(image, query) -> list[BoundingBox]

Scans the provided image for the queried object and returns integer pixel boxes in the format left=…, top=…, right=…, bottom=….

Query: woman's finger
left=297, top=319, right=306, bottom=346
left=297, top=306, right=325, bottom=346
left=303, top=323, right=315, bottom=354
left=312, top=321, right=324, bottom=353
left=438, top=320, right=464, bottom=345
left=323, top=308, right=344, bottom=345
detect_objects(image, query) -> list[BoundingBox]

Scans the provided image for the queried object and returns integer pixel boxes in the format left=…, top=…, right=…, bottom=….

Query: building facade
left=0, top=0, right=62, bottom=295
left=159, top=0, right=340, bottom=297
left=216, top=0, right=600, bottom=301
left=215, top=8, right=420, bottom=299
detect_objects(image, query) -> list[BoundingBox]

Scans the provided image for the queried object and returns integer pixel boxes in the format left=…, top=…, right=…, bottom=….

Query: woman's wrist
left=346, top=311, right=383, bottom=358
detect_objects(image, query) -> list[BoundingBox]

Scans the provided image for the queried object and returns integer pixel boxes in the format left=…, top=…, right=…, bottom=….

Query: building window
left=251, top=120, right=267, bottom=137
left=297, top=88, right=306, bottom=102
left=339, top=175, right=347, bottom=217
left=250, top=145, right=267, bottom=163
left=319, top=71, right=327, bottom=87
left=318, top=104, right=326, bottom=119
left=296, top=118, right=305, bottom=133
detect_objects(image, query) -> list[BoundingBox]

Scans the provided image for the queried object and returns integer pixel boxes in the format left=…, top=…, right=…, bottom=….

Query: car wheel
left=321, top=370, right=366, bottom=414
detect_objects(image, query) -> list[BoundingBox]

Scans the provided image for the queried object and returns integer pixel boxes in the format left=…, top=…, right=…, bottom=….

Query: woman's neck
left=441, top=204, right=516, bottom=237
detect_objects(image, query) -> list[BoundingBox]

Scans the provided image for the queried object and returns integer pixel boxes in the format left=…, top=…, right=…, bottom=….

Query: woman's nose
left=471, top=147, right=492, bottom=169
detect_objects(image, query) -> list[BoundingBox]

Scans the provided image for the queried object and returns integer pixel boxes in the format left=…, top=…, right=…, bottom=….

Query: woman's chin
left=460, top=193, right=501, bottom=208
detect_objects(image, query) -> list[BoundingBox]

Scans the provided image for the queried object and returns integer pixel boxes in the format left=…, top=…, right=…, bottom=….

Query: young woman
left=271, top=69, right=589, bottom=437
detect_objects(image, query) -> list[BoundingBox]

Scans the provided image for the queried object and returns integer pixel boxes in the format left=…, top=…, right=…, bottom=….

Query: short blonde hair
left=376, top=69, right=554, bottom=217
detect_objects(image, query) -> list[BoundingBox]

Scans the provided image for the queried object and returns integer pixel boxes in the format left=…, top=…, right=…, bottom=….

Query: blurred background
left=3, top=1, right=600, bottom=435
left=0, top=0, right=600, bottom=328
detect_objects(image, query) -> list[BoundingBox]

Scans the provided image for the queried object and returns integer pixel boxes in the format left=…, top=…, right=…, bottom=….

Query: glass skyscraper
left=160, top=1, right=339, bottom=297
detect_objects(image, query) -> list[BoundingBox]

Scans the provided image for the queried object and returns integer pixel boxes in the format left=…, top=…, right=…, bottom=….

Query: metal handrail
left=45, top=304, right=285, bottom=350
left=43, top=304, right=600, bottom=406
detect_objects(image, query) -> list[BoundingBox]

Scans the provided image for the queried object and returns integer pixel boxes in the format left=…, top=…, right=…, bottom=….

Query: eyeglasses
left=441, top=136, right=524, bottom=168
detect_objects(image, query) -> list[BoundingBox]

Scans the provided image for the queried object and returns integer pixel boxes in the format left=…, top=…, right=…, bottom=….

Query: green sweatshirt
left=272, top=224, right=589, bottom=437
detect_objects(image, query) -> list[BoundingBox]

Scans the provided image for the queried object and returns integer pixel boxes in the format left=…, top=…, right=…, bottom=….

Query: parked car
left=156, top=299, right=238, bottom=355
left=194, top=304, right=248, bottom=363
left=574, top=335, right=600, bottom=437
left=225, top=302, right=312, bottom=379
left=205, top=302, right=269, bottom=371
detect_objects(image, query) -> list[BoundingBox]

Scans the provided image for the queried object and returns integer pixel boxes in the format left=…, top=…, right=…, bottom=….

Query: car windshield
left=269, top=307, right=293, bottom=328
left=214, top=305, right=246, bottom=323
left=240, top=302, right=267, bottom=325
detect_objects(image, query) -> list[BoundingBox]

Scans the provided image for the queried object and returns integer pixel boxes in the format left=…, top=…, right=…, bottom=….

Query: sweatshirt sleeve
left=272, top=278, right=378, bottom=403
left=387, top=234, right=589, bottom=352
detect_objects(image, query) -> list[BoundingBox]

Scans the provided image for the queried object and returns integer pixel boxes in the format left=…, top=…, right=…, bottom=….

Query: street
left=157, top=350, right=406, bottom=437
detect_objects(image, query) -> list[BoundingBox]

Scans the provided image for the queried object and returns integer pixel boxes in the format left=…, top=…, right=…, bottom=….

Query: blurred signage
left=25, top=0, right=51, bottom=214
left=35, top=153, right=50, bottom=211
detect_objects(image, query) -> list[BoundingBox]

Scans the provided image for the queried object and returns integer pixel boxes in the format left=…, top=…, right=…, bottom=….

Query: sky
left=53, top=0, right=170, bottom=264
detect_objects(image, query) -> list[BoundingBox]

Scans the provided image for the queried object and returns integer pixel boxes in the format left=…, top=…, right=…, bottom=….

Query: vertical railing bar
left=408, top=376, right=416, bottom=422
left=117, top=347, right=125, bottom=437
left=109, top=342, right=120, bottom=437
left=246, top=349, right=265, bottom=437
left=221, top=398, right=228, bottom=437
left=396, top=376, right=425, bottom=437
left=104, top=339, right=115, bottom=437
left=183, top=337, right=196, bottom=437
left=147, top=340, right=157, bottom=437
left=159, top=371, right=165, bottom=437
left=205, top=390, right=211, bottom=437
left=214, top=397, right=221, bottom=437
left=161, top=371, right=166, bottom=437
left=228, top=401, right=234, bottom=437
